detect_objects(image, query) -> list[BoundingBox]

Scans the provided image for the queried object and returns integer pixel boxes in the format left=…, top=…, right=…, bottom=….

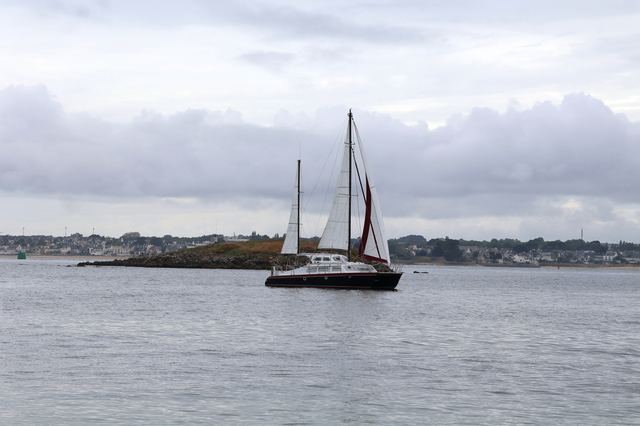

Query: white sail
left=281, top=162, right=299, bottom=255
left=357, top=133, right=391, bottom=263
left=318, top=141, right=351, bottom=251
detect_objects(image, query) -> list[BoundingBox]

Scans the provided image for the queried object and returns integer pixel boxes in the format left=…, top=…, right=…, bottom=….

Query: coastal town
left=0, top=232, right=230, bottom=257
left=411, top=242, right=640, bottom=266
left=391, top=235, right=640, bottom=266
left=2, top=232, right=639, bottom=266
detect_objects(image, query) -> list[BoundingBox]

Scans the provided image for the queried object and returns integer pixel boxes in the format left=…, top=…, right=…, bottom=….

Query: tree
left=513, top=244, right=528, bottom=253
left=149, top=237, right=163, bottom=247
left=442, top=236, right=463, bottom=261
left=431, top=240, right=444, bottom=257
left=249, top=232, right=270, bottom=241
left=121, top=232, right=141, bottom=242
left=542, top=240, right=566, bottom=251
left=395, top=248, right=415, bottom=260
left=586, top=241, right=607, bottom=254
left=395, top=235, right=428, bottom=247
left=564, top=239, right=588, bottom=251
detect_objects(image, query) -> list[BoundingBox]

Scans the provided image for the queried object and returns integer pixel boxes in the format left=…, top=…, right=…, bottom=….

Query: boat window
left=308, top=266, right=317, bottom=273
left=323, top=257, right=330, bottom=261
left=333, top=257, right=341, bottom=262
left=318, top=266, right=329, bottom=273
left=332, top=267, right=341, bottom=272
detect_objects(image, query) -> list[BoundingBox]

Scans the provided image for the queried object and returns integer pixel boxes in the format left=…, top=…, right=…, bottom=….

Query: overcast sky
left=2, top=0, right=640, bottom=243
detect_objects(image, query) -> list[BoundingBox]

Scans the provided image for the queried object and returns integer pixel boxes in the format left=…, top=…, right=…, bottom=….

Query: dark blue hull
left=265, top=272, right=401, bottom=290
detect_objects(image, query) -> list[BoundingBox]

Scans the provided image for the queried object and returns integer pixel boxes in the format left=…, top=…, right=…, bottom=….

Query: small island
left=77, top=239, right=320, bottom=270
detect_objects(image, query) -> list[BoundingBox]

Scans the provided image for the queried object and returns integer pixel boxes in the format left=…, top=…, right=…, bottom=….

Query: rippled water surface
left=2, top=257, right=640, bottom=425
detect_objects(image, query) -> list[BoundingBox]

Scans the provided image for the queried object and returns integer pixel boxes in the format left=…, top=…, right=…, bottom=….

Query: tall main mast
left=296, top=158, right=300, bottom=266
left=347, top=109, right=352, bottom=262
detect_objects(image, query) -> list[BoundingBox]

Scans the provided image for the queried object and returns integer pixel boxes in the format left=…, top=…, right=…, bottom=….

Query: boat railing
left=271, top=265, right=283, bottom=276
left=390, top=264, right=403, bottom=273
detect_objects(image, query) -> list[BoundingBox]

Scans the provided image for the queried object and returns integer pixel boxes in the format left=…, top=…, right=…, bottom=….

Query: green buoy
left=17, top=252, right=26, bottom=259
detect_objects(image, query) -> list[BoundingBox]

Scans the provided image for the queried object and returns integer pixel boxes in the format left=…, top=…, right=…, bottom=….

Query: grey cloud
left=0, top=85, right=313, bottom=201
left=2, top=85, right=640, bottom=227
left=370, top=0, right=640, bottom=24
left=237, top=4, right=425, bottom=43
left=8, top=0, right=640, bottom=30
left=372, top=93, right=640, bottom=218
left=269, top=96, right=640, bottom=222
left=590, top=34, right=640, bottom=65
left=2, top=0, right=112, bottom=20
left=239, top=51, right=296, bottom=73
left=13, top=0, right=429, bottom=43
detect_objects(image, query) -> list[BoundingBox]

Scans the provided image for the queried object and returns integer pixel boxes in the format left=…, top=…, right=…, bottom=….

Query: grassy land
left=187, top=239, right=320, bottom=257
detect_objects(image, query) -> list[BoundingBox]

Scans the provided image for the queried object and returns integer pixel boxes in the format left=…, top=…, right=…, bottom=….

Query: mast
left=348, top=109, right=352, bottom=261
left=281, top=160, right=301, bottom=257
left=296, top=159, right=300, bottom=266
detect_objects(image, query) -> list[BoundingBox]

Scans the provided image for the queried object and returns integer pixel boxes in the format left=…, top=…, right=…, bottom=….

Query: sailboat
left=265, top=110, right=403, bottom=290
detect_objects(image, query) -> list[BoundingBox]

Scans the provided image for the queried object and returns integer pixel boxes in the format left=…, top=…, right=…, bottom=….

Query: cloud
left=2, top=84, right=640, bottom=240
left=265, top=5, right=422, bottom=43
left=239, top=51, right=296, bottom=73
left=1, top=0, right=112, bottom=20
left=375, top=94, right=640, bottom=206
left=0, top=84, right=297, bottom=200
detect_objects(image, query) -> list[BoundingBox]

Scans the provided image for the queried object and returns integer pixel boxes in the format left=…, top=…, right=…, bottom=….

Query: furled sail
left=281, top=162, right=300, bottom=254
left=318, top=141, right=351, bottom=251
left=358, top=176, right=391, bottom=263
left=357, top=136, right=391, bottom=263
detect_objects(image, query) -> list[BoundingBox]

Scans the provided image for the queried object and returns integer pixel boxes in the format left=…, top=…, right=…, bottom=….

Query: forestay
left=357, top=135, right=391, bottom=263
left=318, top=115, right=391, bottom=264
left=318, top=141, right=351, bottom=251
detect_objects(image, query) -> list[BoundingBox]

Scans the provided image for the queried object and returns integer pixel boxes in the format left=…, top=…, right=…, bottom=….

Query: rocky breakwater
left=77, top=251, right=289, bottom=270
left=77, top=240, right=315, bottom=270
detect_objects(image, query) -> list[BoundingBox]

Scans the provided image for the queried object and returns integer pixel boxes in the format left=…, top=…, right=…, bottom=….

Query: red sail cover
left=358, top=177, right=389, bottom=263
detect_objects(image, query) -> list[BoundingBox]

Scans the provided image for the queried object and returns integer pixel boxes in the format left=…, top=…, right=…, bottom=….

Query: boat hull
left=265, top=271, right=402, bottom=290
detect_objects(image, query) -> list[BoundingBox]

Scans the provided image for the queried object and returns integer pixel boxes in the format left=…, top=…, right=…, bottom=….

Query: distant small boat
left=17, top=252, right=26, bottom=259
left=265, top=110, right=402, bottom=290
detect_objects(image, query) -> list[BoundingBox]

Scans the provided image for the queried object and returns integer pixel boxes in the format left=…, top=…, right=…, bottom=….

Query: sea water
left=2, top=257, right=639, bottom=425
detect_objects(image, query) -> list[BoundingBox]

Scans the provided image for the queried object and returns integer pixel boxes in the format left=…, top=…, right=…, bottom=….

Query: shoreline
left=403, top=259, right=640, bottom=270
left=0, top=254, right=130, bottom=260
left=4, top=254, right=639, bottom=270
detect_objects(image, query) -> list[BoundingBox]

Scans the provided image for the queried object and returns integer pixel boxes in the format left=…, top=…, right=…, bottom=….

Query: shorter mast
left=281, top=159, right=301, bottom=259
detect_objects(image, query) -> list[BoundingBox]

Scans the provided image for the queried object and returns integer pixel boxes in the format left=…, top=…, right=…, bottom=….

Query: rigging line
left=300, top=168, right=308, bottom=239
left=304, top=115, right=349, bottom=237
left=352, top=146, right=367, bottom=205
left=314, top=137, right=342, bottom=238
left=352, top=147, right=363, bottom=251
left=320, top=144, right=342, bottom=236
left=353, top=121, right=384, bottom=260
left=350, top=142, right=365, bottom=232
left=351, top=124, right=367, bottom=250
left=351, top=121, right=372, bottom=241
